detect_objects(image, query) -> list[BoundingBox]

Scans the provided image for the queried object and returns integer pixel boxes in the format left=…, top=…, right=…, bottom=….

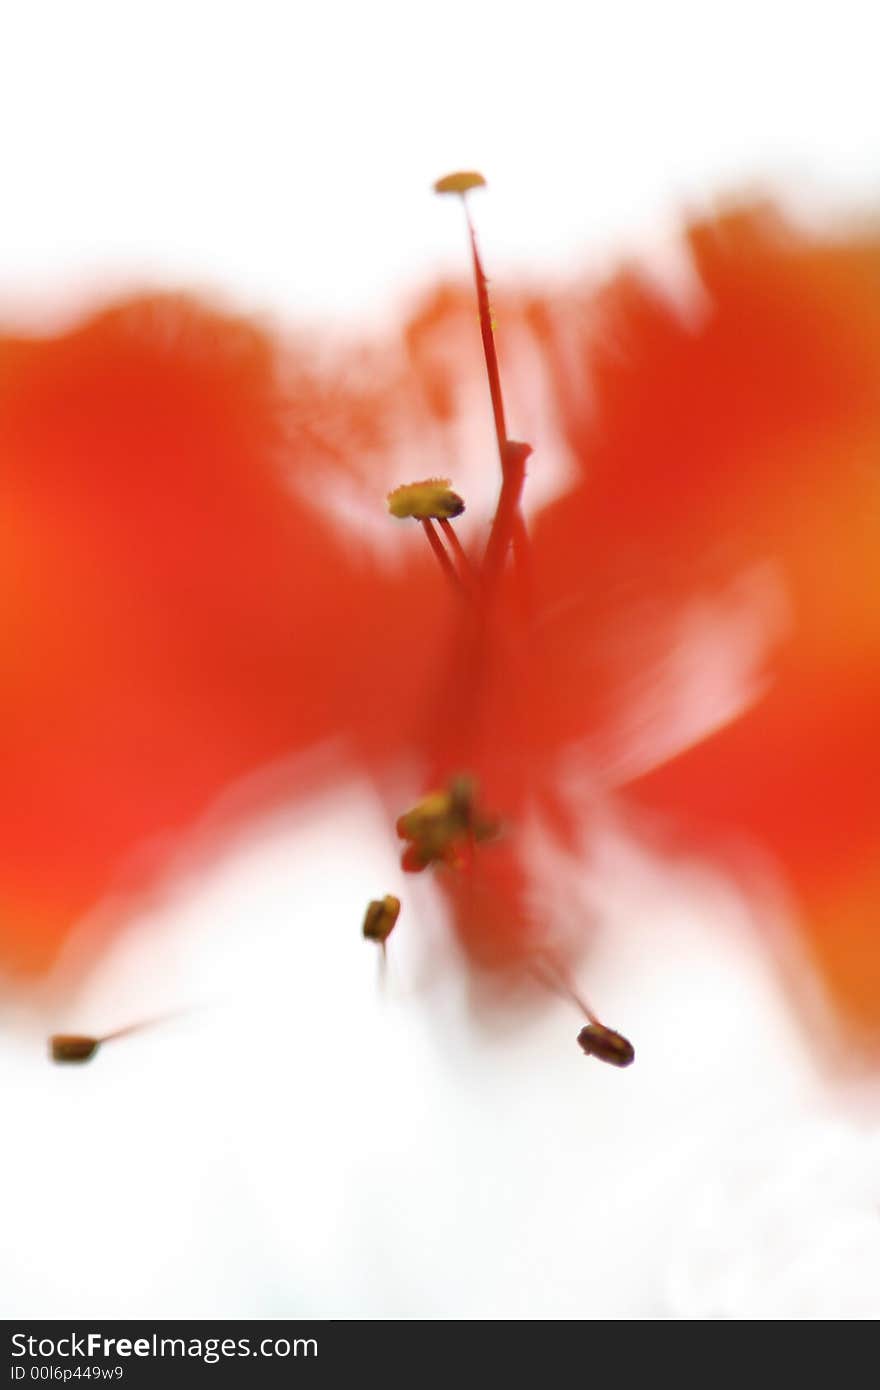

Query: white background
left=1, top=0, right=879, bottom=1320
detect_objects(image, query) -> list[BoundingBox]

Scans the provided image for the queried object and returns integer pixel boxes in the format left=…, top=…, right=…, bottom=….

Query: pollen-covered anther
left=396, top=775, right=499, bottom=872
left=433, top=171, right=486, bottom=196
left=362, top=894, right=401, bottom=945
left=577, top=1023, right=635, bottom=1068
left=50, top=1034, right=100, bottom=1064
left=387, top=479, right=465, bottom=521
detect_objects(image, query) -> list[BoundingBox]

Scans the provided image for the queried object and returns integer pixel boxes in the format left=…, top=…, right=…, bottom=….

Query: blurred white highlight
left=0, top=787, right=877, bottom=1318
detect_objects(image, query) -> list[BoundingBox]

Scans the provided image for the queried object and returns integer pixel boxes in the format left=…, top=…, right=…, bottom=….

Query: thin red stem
left=461, top=198, right=530, bottom=592
left=438, top=518, right=475, bottom=585
left=465, top=202, right=508, bottom=464
left=99, top=1006, right=195, bottom=1044
left=421, top=518, right=466, bottom=595
left=511, top=513, right=534, bottom=619
left=482, top=442, right=529, bottom=589
left=528, top=953, right=599, bottom=1024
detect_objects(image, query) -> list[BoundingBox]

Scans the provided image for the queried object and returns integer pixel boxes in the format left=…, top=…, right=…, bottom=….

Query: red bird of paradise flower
left=1, top=176, right=878, bottom=1060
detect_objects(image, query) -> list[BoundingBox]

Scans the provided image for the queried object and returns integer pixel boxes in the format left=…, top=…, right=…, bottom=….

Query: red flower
left=2, top=184, right=878, bottom=1059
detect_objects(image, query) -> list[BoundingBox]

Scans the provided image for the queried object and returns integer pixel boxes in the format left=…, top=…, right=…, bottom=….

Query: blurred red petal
left=528, top=205, right=880, bottom=1036
left=0, top=296, right=372, bottom=970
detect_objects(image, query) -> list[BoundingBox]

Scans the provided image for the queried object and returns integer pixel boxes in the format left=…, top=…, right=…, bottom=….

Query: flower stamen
left=421, top=517, right=466, bottom=595
left=48, top=1009, right=192, bottom=1064
left=577, top=1023, right=636, bottom=1068
left=434, top=172, right=507, bottom=465
left=438, top=517, right=476, bottom=590
left=483, top=439, right=532, bottom=590
left=363, top=894, right=401, bottom=975
left=528, top=952, right=635, bottom=1067
left=387, top=478, right=469, bottom=595
left=434, top=170, right=533, bottom=595
left=396, top=774, right=498, bottom=873
left=50, top=1034, right=100, bottom=1063
left=362, top=894, right=401, bottom=946
left=387, top=478, right=465, bottom=521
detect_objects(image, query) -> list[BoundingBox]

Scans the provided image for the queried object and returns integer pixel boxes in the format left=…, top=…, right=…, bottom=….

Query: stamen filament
left=420, top=518, right=466, bottom=595
left=49, top=1008, right=194, bottom=1064
left=464, top=204, right=508, bottom=467
left=454, top=185, right=531, bottom=591
left=438, top=518, right=475, bottom=587
left=483, top=439, right=532, bottom=588
left=528, top=955, right=634, bottom=1066
left=100, top=1009, right=190, bottom=1044
left=511, top=513, right=534, bottom=619
left=528, top=951, right=599, bottom=1022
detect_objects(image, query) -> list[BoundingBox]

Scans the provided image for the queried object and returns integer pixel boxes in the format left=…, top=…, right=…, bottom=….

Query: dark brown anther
left=362, top=894, right=401, bottom=944
left=50, top=1034, right=100, bottom=1064
left=577, top=1023, right=635, bottom=1068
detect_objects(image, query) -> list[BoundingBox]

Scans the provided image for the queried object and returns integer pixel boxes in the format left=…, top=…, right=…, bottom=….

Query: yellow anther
left=362, top=894, right=401, bottom=945
left=396, top=775, right=498, bottom=872
left=396, top=789, right=456, bottom=841
left=50, top=1034, right=100, bottom=1064
left=577, top=1023, right=635, bottom=1068
left=387, top=479, right=465, bottom=521
left=433, top=171, right=487, bottom=196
